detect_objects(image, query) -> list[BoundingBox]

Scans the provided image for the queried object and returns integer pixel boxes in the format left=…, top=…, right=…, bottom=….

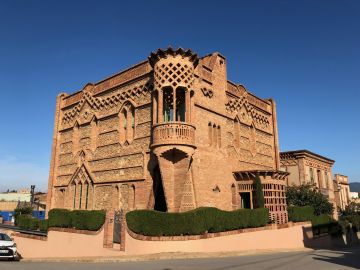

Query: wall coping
left=127, top=221, right=311, bottom=241
left=48, top=226, right=103, bottom=235
left=12, top=232, right=47, bottom=241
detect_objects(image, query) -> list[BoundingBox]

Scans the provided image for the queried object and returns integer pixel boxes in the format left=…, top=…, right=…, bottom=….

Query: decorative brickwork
left=47, top=47, right=289, bottom=239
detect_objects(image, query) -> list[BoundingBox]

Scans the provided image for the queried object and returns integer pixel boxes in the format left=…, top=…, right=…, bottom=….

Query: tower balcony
left=151, top=122, right=196, bottom=148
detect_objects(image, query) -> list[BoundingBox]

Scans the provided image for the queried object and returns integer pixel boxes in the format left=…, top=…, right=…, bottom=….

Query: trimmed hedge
left=38, top=219, right=48, bottom=232
left=48, top=209, right=106, bottom=231
left=17, top=215, right=39, bottom=230
left=287, top=206, right=345, bottom=236
left=288, top=206, right=314, bottom=222
left=126, top=207, right=269, bottom=236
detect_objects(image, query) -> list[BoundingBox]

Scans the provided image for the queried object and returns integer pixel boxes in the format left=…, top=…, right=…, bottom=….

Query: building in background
left=333, top=174, right=351, bottom=211
left=46, top=47, right=289, bottom=223
left=280, top=150, right=337, bottom=218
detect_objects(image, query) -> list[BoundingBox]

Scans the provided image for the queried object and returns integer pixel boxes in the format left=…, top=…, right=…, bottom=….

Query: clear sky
left=0, top=0, right=359, bottom=191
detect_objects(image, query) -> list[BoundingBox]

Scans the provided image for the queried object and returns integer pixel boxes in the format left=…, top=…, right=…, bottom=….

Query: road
left=0, top=248, right=359, bottom=270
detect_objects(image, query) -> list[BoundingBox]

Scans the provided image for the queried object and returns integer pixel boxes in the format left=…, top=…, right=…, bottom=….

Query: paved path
left=0, top=248, right=359, bottom=270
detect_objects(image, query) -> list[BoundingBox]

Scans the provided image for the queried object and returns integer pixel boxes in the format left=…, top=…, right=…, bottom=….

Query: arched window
left=84, top=183, right=89, bottom=210
left=208, top=122, right=212, bottom=146
left=119, top=109, right=127, bottom=143
left=119, top=104, right=135, bottom=143
left=212, top=124, right=217, bottom=147
left=72, top=184, right=77, bottom=209
left=163, top=87, right=173, bottom=122
left=231, top=184, right=237, bottom=209
left=234, top=118, right=240, bottom=148
left=176, top=88, right=185, bottom=122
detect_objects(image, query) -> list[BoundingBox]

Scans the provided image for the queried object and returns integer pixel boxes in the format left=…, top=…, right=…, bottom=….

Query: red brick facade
left=47, top=47, right=288, bottom=224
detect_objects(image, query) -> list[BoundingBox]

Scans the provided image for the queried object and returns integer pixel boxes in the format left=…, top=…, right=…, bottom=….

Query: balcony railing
left=152, top=122, right=195, bottom=147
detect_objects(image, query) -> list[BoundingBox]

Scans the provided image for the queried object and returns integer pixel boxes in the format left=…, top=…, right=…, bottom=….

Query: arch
left=212, top=123, right=217, bottom=148
left=231, top=183, right=237, bottom=209
left=217, top=125, right=221, bottom=148
left=153, top=165, right=167, bottom=212
left=163, top=86, right=173, bottom=122
left=208, top=122, right=213, bottom=146
left=175, top=87, right=186, bottom=122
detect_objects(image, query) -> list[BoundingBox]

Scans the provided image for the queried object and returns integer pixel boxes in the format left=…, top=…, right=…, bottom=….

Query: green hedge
left=287, top=206, right=345, bottom=236
left=17, top=215, right=39, bottom=230
left=48, top=209, right=106, bottom=231
left=38, top=219, right=48, bottom=232
left=288, top=206, right=315, bottom=222
left=126, top=207, right=269, bottom=236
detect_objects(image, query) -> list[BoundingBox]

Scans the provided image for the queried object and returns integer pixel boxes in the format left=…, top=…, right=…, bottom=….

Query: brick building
left=46, top=47, right=288, bottom=223
left=280, top=150, right=338, bottom=218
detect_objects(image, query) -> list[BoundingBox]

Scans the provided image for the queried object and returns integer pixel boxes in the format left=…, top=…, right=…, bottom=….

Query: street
left=1, top=248, right=359, bottom=270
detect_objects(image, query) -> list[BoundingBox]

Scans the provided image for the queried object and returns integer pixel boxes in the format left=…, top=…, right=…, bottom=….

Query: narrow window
left=85, top=183, right=89, bottom=210
left=163, top=87, right=173, bottom=122
left=73, top=184, right=77, bottom=209
left=217, top=125, right=221, bottom=148
left=208, top=122, right=212, bottom=146
left=310, top=168, right=314, bottom=184
left=79, top=184, right=83, bottom=209
left=175, top=88, right=185, bottom=122
left=213, top=124, right=217, bottom=147
left=234, top=119, right=240, bottom=148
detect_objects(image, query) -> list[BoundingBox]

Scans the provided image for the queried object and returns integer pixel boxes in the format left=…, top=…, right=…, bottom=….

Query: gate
left=113, top=209, right=123, bottom=244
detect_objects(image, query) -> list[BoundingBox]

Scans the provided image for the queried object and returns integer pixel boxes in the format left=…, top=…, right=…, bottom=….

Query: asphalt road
left=0, top=248, right=359, bottom=270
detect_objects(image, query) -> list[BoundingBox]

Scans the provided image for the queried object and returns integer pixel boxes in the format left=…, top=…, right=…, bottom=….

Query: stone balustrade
left=152, top=122, right=195, bottom=148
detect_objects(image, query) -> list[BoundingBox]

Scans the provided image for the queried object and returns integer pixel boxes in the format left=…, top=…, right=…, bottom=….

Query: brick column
left=158, top=90, right=163, bottom=123
left=103, top=210, right=114, bottom=248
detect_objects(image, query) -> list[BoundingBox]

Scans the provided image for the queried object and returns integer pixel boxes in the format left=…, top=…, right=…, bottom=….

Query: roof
left=280, top=150, right=335, bottom=164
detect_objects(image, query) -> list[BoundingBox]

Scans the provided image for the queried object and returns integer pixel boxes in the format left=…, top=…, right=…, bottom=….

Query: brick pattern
left=47, top=48, right=288, bottom=234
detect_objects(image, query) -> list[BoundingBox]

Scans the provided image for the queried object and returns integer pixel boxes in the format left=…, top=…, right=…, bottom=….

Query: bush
left=254, top=176, right=265, bottom=208
left=38, top=219, right=48, bottom=232
left=70, top=210, right=106, bottom=231
left=17, top=215, right=39, bottom=230
left=288, top=206, right=315, bottom=222
left=286, top=184, right=334, bottom=215
left=48, top=209, right=72, bottom=228
left=14, top=207, right=33, bottom=225
left=126, top=207, right=269, bottom=236
left=48, top=209, right=106, bottom=231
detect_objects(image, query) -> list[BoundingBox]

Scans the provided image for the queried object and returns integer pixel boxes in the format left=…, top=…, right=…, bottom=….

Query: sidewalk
left=20, top=248, right=313, bottom=263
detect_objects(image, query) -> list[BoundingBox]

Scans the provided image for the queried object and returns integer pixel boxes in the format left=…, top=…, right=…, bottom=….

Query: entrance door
left=240, top=192, right=251, bottom=209
left=113, top=210, right=122, bottom=244
left=153, top=165, right=167, bottom=212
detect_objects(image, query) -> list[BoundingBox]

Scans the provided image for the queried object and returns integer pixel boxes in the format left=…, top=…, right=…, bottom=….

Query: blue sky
left=0, top=0, right=359, bottom=191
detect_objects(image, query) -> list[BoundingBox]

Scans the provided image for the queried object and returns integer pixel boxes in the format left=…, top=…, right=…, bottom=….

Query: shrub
left=70, top=210, right=106, bottom=231
left=48, top=209, right=106, bottom=231
left=17, top=215, right=39, bottom=230
left=288, top=206, right=314, bottom=222
left=48, top=209, right=72, bottom=228
left=38, top=219, right=48, bottom=232
left=126, top=207, right=269, bottom=236
left=254, top=175, right=265, bottom=208
left=286, top=184, right=334, bottom=215
left=14, top=207, right=33, bottom=225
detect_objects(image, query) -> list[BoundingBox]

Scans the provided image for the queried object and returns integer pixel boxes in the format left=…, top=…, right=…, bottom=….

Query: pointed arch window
left=119, top=104, right=135, bottom=143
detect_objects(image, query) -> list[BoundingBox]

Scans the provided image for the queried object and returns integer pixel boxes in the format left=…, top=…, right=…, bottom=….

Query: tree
left=286, top=184, right=334, bottom=216
left=254, top=175, right=265, bottom=208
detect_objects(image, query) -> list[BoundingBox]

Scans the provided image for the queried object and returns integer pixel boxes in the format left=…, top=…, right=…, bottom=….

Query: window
left=175, top=88, right=185, bottom=121
left=163, top=87, right=173, bottom=122
left=310, top=168, right=314, bottom=184
left=119, top=104, right=135, bottom=143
